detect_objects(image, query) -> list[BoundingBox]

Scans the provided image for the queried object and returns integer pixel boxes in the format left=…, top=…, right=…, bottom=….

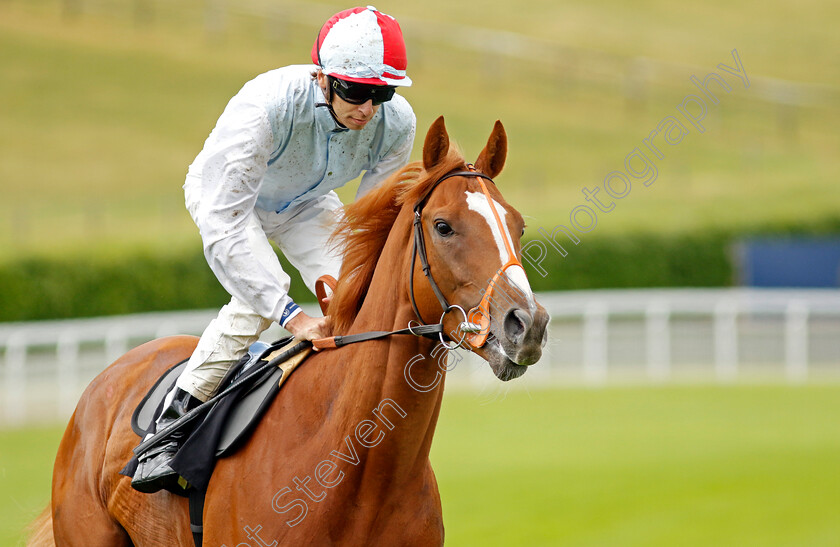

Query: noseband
left=409, top=164, right=526, bottom=349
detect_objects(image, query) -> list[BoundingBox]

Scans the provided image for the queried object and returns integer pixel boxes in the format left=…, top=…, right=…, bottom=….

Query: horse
left=28, top=116, right=550, bottom=546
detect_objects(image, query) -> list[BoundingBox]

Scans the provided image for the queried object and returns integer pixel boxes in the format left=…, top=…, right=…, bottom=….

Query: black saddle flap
left=130, top=337, right=292, bottom=459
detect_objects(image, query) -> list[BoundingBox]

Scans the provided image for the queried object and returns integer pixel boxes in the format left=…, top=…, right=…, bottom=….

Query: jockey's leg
left=165, top=205, right=289, bottom=402
left=133, top=193, right=341, bottom=493
left=132, top=297, right=271, bottom=493
left=176, top=297, right=273, bottom=401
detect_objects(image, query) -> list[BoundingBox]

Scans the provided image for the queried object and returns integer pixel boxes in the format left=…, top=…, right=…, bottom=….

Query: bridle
left=409, top=164, right=526, bottom=350
left=308, top=163, right=526, bottom=353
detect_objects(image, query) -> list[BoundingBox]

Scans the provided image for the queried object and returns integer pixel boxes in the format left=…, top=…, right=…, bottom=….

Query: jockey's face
left=317, top=72, right=380, bottom=130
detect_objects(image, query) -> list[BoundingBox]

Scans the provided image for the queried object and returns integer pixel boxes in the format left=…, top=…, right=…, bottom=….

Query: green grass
left=433, top=385, right=840, bottom=546
left=0, top=425, right=63, bottom=547
left=3, top=385, right=839, bottom=546
left=1, top=1, right=839, bottom=261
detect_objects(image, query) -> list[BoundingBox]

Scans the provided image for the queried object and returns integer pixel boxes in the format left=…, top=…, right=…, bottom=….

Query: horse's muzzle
left=500, top=304, right=549, bottom=367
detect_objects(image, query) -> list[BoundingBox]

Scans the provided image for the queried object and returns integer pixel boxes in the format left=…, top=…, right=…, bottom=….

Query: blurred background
left=1, top=0, right=839, bottom=545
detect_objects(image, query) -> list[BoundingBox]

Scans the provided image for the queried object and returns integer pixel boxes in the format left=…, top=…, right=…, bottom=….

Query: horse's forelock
left=328, top=146, right=466, bottom=333
left=397, top=147, right=466, bottom=209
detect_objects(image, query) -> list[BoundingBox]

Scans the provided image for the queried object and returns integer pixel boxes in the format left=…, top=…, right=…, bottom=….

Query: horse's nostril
left=503, top=308, right=532, bottom=345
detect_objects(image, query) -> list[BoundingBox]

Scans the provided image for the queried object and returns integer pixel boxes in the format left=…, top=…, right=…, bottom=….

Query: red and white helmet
left=311, top=6, right=412, bottom=87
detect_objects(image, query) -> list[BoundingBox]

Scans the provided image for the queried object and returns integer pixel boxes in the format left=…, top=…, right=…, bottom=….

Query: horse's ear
left=423, top=116, right=450, bottom=170
left=474, top=120, right=507, bottom=178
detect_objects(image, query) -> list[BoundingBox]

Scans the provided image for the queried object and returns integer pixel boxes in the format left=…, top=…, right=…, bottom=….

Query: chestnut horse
left=29, top=117, right=549, bottom=546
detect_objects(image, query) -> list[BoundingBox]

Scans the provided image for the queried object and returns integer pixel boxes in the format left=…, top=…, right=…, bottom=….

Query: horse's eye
left=435, top=220, right=454, bottom=237
left=520, top=226, right=526, bottom=237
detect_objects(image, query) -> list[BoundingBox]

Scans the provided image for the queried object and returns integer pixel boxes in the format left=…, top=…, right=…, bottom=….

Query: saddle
left=122, top=336, right=312, bottom=492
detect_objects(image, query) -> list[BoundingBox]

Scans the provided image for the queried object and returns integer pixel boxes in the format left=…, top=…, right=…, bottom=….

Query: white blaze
left=465, top=191, right=536, bottom=309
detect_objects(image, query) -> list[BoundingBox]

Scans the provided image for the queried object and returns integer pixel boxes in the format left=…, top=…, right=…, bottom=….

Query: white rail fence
left=2, top=289, right=840, bottom=427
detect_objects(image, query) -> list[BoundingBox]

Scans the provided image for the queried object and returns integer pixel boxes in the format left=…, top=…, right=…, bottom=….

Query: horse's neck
left=331, top=218, right=446, bottom=479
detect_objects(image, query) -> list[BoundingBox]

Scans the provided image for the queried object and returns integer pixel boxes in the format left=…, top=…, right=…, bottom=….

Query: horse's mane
left=328, top=145, right=467, bottom=334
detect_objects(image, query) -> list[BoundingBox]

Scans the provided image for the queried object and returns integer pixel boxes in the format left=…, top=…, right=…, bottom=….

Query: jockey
left=132, top=6, right=416, bottom=493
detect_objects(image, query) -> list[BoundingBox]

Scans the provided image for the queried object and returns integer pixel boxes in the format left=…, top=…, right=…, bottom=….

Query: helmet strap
left=316, top=73, right=348, bottom=130
left=314, top=33, right=348, bottom=130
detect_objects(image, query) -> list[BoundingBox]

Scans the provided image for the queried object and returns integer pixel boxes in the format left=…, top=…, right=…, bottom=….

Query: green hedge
left=522, top=232, right=733, bottom=291
left=1, top=222, right=838, bottom=322
left=0, top=250, right=314, bottom=322
left=521, top=217, right=840, bottom=292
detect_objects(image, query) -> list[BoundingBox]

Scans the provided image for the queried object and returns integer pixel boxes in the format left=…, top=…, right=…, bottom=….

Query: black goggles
left=330, top=76, right=396, bottom=106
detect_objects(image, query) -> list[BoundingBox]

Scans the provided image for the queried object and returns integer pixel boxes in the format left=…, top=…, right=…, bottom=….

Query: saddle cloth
left=123, top=336, right=311, bottom=490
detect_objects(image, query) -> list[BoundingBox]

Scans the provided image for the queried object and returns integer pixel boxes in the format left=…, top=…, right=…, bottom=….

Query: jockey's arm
left=193, top=100, right=300, bottom=326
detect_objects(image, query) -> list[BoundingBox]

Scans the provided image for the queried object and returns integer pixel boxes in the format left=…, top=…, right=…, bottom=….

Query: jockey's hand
left=284, top=311, right=332, bottom=347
